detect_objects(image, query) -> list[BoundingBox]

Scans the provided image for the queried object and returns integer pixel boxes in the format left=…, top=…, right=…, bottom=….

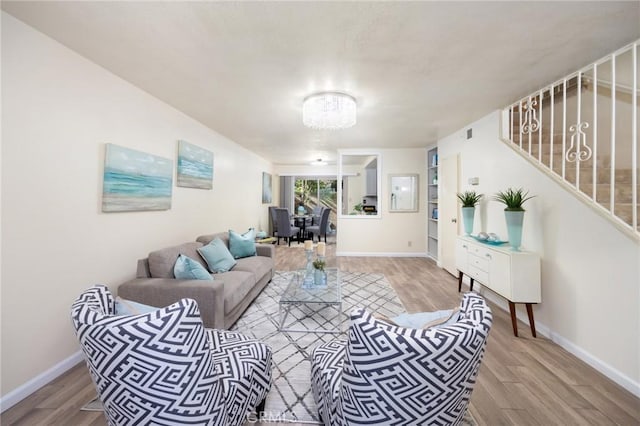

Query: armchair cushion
left=114, top=297, right=158, bottom=315
left=390, top=308, right=459, bottom=329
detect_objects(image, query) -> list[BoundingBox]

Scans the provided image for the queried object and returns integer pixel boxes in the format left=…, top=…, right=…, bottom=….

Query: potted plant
left=493, top=188, right=535, bottom=250
left=456, top=191, right=483, bottom=235
left=312, top=259, right=326, bottom=286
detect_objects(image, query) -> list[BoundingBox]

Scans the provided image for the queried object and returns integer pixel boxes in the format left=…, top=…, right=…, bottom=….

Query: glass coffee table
left=278, top=268, right=342, bottom=334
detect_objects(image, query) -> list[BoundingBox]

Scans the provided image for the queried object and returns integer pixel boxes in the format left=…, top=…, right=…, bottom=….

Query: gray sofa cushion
left=148, top=242, right=206, bottom=278
left=216, top=271, right=256, bottom=314
left=234, top=256, right=273, bottom=283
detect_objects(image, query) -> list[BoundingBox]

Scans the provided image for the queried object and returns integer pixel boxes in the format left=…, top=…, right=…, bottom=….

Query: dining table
left=293, top=215, right=312, bottom=241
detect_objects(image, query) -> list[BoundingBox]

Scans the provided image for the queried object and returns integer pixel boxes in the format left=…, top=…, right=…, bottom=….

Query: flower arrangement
left=312, top=259, right=325, bottom=271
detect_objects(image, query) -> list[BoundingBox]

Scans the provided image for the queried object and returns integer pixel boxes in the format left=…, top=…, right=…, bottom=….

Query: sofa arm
left=256, top=243, right=275, bottom=258
left=117, top=278, right=225, bottom=329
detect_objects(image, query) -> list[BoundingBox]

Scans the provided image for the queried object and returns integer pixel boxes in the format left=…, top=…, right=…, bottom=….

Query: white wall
left=337, top=148, right=427, bottom=256
left=438, top=110, right=640, bottom=395
left=1, top=13, right=272, bottom=403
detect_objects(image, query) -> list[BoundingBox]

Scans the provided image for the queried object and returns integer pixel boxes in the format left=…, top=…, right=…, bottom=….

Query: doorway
left=294, top=177, right=338, bottom=234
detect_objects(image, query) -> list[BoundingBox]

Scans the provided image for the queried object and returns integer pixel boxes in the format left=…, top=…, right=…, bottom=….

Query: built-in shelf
left=427, top=147, right=438, bottom=260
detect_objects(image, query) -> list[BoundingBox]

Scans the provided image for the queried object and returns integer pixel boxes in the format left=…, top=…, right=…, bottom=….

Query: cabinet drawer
left=467, top=265, right=489, bottom=284
left=468, top=254, right=489, bottom=272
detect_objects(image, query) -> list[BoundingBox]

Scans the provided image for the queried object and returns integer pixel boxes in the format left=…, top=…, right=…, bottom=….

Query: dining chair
left=269, top=206, right=278, bottom=237
left=275, top=208, right=300, bottom=246
left=307, top=207, right=330, bottom=243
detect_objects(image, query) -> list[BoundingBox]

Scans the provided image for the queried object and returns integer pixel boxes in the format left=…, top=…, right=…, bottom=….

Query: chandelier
left=302, top=92, right=357, bottom=130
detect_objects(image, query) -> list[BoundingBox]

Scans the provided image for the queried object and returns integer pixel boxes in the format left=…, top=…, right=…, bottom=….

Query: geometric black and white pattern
left=71, top=285, right=272, bottom=426
left=311, top=292, right=492, bottom=426
left=231, top=271, right=406, bottom=422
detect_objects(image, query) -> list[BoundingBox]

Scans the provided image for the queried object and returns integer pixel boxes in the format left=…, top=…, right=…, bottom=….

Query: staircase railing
left=500, top=40, right=639, bottom=241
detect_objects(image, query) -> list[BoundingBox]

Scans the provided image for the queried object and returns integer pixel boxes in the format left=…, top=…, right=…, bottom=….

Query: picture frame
left=177, top=140, right=213, bottom=189
left=262, top=172, right=272, bottom=204
left=102, top=143, right=173, bottom=212
left=389, top=174, right=419, bottom=213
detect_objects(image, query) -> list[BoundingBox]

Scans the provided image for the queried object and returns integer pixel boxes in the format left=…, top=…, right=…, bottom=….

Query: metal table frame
left=278, top=268, right=342, bottom=334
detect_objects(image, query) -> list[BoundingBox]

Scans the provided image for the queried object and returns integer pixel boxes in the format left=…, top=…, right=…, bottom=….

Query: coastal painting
left=102, top=143, right=173, bottom=212
left=262, top=172, right=272, bottom=204
left=177, top=140, right=213, bottom=189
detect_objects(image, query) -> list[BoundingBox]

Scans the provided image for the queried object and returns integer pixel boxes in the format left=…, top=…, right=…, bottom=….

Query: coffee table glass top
left=280, top=268, right=341, bottom=304
left=278, top=268, right=342, bottom=334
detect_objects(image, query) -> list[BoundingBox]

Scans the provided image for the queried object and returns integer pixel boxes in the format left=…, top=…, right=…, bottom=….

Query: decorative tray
left=471, top=236, right=508, bottom=245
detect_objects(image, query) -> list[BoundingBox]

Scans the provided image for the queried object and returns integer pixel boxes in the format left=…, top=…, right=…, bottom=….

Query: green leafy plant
left=493, top=187, right=535, bottom=211
left=456, top=191, right=483, bottom=207
left=353, top=203, right=364, bottom=214
left=312, top=259, right=325, bottom=270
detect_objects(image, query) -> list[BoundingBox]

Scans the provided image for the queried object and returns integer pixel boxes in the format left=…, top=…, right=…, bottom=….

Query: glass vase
left=461, top=207, right=475, bottom=235
left=505, top=210, right=524, bottom=251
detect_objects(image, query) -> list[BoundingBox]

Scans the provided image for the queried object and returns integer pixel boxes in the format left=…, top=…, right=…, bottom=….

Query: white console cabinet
left=455, top=236, right=541, bottom=337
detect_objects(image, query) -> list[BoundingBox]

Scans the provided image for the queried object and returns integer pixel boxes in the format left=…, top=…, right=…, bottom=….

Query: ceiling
left=3, top=1, right=639, bottom=165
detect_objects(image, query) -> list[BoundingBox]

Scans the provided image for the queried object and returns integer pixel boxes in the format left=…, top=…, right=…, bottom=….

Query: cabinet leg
left=457, top=271, right=463, bottom=292
left=508, top=301, right=518, bottom=337
left=526, top=303, right=537, bottom=338
left=469, top=278, right=474, bottom=292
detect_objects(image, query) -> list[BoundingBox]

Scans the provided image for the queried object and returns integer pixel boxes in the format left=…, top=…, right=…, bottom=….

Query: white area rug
left=231, top=271, right=406, bottom=423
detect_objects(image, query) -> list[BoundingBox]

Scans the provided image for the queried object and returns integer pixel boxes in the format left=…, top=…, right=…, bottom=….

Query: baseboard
left=465, top=281, right=640, bottom=398
left=0, top=351, right=84, bottom=412
left=336, top=251, right=428, bottom=257
left=545, top=329, right=640, bottom=398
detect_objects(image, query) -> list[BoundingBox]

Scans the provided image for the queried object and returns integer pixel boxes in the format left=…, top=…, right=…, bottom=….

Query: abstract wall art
left=102, top=143, right=173, bottom=212
left=262, top=172, right=272, bottom=204
left=177, top=140, right=213, bottom=189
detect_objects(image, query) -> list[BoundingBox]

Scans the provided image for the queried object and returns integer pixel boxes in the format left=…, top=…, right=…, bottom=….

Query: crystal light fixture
left=302, top=92, right=356, bottom=130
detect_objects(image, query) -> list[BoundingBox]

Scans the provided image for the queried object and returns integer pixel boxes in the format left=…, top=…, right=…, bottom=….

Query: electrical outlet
left=408, top=241, right=412, bottom=247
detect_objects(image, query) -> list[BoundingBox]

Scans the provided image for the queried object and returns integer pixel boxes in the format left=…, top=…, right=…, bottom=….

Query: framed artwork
left=102, top=143, right=173, bottom=212
left=177, top=140, right=213, bottom=189
left=262, top=172, right=272, bottom=204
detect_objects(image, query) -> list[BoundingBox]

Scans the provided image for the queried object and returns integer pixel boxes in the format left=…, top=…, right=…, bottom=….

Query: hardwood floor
left=3, top=237, right=638, bottom=425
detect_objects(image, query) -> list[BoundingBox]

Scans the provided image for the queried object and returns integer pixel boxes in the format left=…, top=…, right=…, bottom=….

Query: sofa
left=118, top=232, right=274, bottom=329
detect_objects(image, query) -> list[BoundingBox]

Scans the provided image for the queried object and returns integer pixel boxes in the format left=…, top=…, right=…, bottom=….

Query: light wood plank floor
left=3, top=237, right=638, bottom=425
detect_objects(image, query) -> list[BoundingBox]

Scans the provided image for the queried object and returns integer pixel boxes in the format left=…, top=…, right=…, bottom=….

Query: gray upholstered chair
left=71, top=285, right=272, bottom=426
left=307, top=207, right=330, bottom=243
left=311, top=205, right=324, bottom=225
left=310, top=292, right=492, bottom=426
left=269, top=206, right=278, bottom=237
left=275, top=207, right=300, bottom=246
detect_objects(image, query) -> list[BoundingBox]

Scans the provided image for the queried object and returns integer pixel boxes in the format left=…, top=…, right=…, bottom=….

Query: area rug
left=231, top=270, right=405, bottom=423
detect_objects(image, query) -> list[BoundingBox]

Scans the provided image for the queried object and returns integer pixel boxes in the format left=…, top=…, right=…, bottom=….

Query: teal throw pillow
left=197, top=238, right=237, bottom=273
left=229, top=228, right=257, bottom=259
left=115, top=297, right=158, bottom=316
left=174, top=254, right=213, bottom=281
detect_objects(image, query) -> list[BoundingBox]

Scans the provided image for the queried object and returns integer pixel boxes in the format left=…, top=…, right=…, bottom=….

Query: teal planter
left=505, top=210, right=524, bottom=251
left=461, top=207, right=475, bottom=235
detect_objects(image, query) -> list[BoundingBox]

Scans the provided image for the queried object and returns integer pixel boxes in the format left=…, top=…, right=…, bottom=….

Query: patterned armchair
left=310, top=292, right=492, bottom=426
left=71, top=285, right=272, bottom=426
